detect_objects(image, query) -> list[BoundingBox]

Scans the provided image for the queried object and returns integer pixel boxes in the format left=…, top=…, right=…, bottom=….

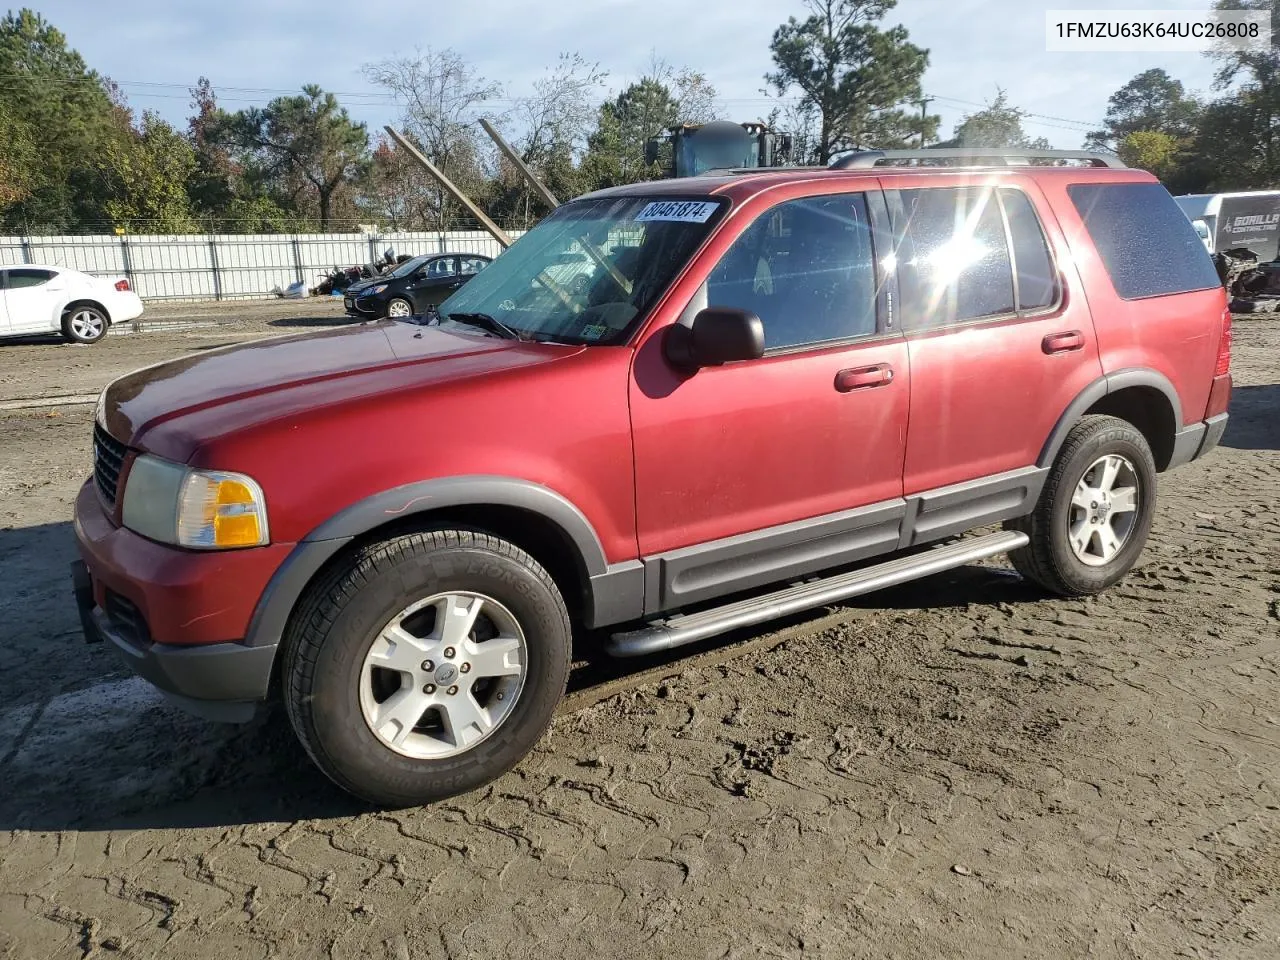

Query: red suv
left=72, top=150, right=1232, bottom=807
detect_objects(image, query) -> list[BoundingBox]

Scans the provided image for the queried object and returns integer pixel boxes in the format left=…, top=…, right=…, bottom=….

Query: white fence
left=0, top=230, right=526, bottom=302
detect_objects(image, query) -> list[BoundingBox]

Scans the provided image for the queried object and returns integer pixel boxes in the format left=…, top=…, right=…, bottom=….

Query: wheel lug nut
left=443, top=647, right=456, bottom=659
left=421, top=660, right=433, bottom=671
left=460, top=662, right=471, bottom=674
left=1091, top=501, right=1098, bottom=509
left=447, top=685, right=459, bottom=696
left=496, top=693, right=504, bottom=701
left=423, top=683, right=436, bottom=694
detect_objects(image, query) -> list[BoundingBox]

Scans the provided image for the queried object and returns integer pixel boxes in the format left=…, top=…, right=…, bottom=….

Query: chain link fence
left=0, top=230, right=527, bottom=302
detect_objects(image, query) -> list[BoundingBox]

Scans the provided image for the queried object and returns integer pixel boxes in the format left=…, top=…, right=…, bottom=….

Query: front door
left=412, top=256, right=463, bottom=309
left=629, top=188, right=910, bottom=613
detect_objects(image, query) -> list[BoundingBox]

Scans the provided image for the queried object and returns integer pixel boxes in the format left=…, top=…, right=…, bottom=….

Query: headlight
left=367, top=284, right=388, bottom=295
left=94, top=388, right=107, bottom=430
left=122, top=455, right=269, bottom=549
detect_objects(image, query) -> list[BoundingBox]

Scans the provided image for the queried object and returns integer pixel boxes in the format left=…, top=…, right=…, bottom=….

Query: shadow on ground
left=1223, top=383, right=1279, bottom=451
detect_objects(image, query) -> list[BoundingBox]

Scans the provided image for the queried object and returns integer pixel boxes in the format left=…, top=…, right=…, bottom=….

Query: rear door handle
left=1042, top=330, right=1085, bottom=354
left=835, top=363, right=894, bottom=392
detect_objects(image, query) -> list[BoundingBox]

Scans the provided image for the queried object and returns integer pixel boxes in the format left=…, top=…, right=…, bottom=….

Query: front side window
left=897, top=187, right=1015, bottom=328
left=6, top=268, right=54, bottom=289
left=705, top=193, right=878, bottom=350
left=426, top=257, right=458, bottom=279
left=437, top=196, right=726, bottom=344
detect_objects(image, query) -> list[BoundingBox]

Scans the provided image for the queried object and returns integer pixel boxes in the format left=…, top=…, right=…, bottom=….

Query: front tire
left=1006, top=415, right=1156, bottom=596
left=62, top=305, right=108, bottom=344
left=282, top=529, right=571, bottom=808
left=385, top=297, right=413, bottom=319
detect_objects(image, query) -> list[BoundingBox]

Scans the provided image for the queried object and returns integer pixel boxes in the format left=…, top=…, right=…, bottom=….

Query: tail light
left=114, top=279, right=130, bottom=292
left=1206, top=305, right=1233, bottom=418
left=1214, top=306, right=1232, bottom=377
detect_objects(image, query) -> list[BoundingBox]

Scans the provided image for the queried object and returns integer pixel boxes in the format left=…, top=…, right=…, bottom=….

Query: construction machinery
left=644, top=121, right=794, bottom=178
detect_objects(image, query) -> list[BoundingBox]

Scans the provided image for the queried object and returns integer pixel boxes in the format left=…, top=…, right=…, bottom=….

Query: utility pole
left=918, top=97, right=934, bottom=148
left=383, top=125, right=513, bottom=248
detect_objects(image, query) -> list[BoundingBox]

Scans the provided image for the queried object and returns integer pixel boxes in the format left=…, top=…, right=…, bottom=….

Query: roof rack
left=830, top=148, right=1125, bottom=169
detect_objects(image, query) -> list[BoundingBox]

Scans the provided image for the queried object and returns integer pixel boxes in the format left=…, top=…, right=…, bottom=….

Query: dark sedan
left=343, top=253, right=493, bottom=319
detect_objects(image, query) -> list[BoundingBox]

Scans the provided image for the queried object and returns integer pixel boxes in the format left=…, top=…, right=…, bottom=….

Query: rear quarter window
left=1067, top=182, right=1220, bottom=300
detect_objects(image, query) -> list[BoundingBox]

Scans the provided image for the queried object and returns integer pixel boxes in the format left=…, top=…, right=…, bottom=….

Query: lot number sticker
left=635, top=201, right=718, bottom=223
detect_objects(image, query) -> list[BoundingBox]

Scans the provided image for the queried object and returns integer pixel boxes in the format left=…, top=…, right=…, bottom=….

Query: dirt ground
left=0, top=301, right=1276, bottom=960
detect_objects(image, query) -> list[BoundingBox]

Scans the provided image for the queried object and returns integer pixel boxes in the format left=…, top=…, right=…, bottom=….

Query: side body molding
left=1037, top=368, right=1184, bottom=470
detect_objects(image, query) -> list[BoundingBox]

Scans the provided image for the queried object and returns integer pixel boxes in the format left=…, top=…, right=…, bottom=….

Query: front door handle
left=835, top=363, right=894, bottom=392
left=1042, top=330, right=1084, bottom=354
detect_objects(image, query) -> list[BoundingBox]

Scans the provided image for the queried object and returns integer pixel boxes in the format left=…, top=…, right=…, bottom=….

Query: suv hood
left=100, top=320, right=581, bottom=458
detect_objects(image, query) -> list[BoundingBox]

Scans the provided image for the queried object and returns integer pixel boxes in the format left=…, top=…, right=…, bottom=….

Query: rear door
left=883, top=177, right=1103, bottom=519
left=2, top=267, right=61, bottom=334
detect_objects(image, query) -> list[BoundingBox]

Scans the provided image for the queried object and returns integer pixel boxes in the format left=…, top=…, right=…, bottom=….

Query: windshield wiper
left=442, top=311, right=528, bottom=341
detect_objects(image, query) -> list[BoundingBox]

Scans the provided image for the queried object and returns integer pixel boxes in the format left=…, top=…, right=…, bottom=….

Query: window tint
left=1067, top=182, right=1220, bottom=299
left=706, top=193, right=877, bottom=350
left=1000, top=188, right=1058, bottom=310
left=6, top=268, right=54, bottom=289
left=898, top=187, right=1014, bottom=327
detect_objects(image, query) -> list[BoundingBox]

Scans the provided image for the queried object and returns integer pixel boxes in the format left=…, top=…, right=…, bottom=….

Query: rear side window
left=898, top=187, right=1014, bottom=327
left=6, top=268, right=54, bottom=289
left=1000, top=188, right=1058, bottom=311
left=1067, top=182, right=1220, bottom=299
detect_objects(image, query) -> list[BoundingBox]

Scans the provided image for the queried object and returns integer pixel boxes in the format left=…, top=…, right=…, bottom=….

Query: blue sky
left=40, top=0, right=1225, bottom=147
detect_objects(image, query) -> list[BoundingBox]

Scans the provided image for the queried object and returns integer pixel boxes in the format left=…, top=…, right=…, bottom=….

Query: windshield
left=434, top=196, right=726, bottom=345
left=388, top=255, right=429, bottom=279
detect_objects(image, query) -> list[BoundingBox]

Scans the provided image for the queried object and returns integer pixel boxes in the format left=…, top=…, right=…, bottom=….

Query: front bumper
left=344, top=294, right=381, bottom=317
left=72, top=479, right=292, bottom=722
left=73, top=560, right=272, bottom=721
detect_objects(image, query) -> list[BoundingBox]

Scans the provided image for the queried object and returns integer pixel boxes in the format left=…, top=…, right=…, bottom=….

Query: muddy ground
left=0, top=302, right=1277, bottom=959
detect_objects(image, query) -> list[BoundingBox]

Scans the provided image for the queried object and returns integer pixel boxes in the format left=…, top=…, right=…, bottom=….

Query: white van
left=1175, top=191, right=1280, bottom=260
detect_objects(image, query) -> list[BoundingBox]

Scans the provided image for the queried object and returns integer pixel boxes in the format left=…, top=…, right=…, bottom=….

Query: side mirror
left=665, top=307, right=765, bottom=368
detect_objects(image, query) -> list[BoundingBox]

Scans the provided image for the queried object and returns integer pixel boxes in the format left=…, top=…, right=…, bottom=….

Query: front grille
left=104, top=590, right=150, bottom=647
left=93, top=422, right=127, bottom=506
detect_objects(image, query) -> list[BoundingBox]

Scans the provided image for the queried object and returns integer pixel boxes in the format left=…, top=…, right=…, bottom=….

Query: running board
left=606, top=530, right=1029, bottom=658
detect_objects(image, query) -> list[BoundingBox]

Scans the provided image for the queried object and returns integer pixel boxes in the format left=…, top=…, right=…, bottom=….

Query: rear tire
left=62, top=305, right=108, bottom=344
left=282, top=528, right=571, bottom=808
left=1006, top=415, right=1156, bottom=596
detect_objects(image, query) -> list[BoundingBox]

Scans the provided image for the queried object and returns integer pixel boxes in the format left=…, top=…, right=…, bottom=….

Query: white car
left=1, top=264, right=144, bottom=344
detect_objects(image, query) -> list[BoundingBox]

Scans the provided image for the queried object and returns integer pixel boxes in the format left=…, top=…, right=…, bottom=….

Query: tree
left=364, top=48, right=502, bottom=229
left=217, top=85, right=370, bottom=228
left=938, top=89, right=1051, bottom=150
left=486, top=53, right=607, bottom=225
left=186, top=78, right=236, bottom=220
left=1117, top=130, right=1182, bottom=180
left=765, top=0, right=935, bottom=163
left=581, top=77, right=680, bottom=188
left=98, top=112, right=197, bottom=232
left=0, top=102, right=36, bottom=214
left=0, top=9, right=124, bottom=231
left=1195, top=0, right=1280, bottom=188
left=1085, top=69, right=1202, bottom=151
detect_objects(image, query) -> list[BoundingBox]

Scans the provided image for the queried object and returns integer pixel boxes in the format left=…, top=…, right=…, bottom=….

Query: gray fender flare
left=1036, top=368, right=1183, bottom=470
left=243, top=476, right=615, bottom=649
